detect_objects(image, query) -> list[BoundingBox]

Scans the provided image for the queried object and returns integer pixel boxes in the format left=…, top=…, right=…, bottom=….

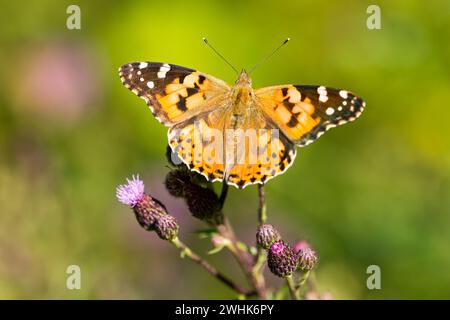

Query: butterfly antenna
left=249, top=38, right=290, bottom=74
left=202, top=37, right=238, bottom=74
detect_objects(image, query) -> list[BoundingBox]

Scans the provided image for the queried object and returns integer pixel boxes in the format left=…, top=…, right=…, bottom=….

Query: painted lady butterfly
left=119, top=61, right=365, bottom=188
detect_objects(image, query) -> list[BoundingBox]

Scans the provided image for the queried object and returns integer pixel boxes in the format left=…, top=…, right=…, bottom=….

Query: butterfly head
left=234, top=69, right=252, bottom=87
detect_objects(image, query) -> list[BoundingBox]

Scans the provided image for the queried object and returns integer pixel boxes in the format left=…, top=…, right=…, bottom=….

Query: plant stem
left=170, top=237, right=252, bottom=296
left=217, top=217, right=268, bottom=299
left=254, top=184, right=268, bottom=285
left=298, top=270, right=311, bottom=289
left=219, top=181, right=229, bottom=209
left=257, top=184, right=267, bottom=224
left=213, top=181, right=268, bottom=298
left=286, top=275, right=300, bottom=300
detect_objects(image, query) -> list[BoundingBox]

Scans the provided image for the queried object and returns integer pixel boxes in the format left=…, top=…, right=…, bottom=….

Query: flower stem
left=170, top=237, right=252, bottom=296
left=219, top=181, right=229, bottom=209
left=298, top=270, right=311, bottom=289
left=217, top=217, right=268, bottom=299
left=286, top=275, right=300, bottom=300
left=257, top=184, right=267, bottom=224
left=254, top=184, right=268, bottom=288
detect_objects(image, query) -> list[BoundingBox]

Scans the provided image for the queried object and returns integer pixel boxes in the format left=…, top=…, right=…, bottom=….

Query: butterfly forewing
left=119, top=62, right=230, bottom=126
left=256, top=85, right=365, bottom=146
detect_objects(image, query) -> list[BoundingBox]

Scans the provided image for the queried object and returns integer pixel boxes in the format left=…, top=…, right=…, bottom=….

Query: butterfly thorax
left=228, top=70, right=257, bottom=127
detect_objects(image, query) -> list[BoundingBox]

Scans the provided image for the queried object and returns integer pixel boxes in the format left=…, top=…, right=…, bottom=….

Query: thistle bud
left=256, top=224, right=281, bottom=249
left=164, top=168, right=193, bottom=198
left=154, top=215, right=180, bottom=241
left=267, top=240, right=298, bottom=278
left=298, top=247, right=318, bottom=271
left=116, top=175, right=167, bottom=230
left=184, top=184, right=222, bottom=224
left=133, top=195, right=167, bottom=230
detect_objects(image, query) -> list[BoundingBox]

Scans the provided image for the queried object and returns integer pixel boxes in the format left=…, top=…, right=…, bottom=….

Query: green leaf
left=207, top=245, right=225, bottom=255
left=193, top=228, right=218, bottom=239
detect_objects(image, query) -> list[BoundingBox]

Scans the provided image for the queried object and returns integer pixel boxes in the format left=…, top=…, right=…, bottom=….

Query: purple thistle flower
left=116, top=174, right=169, bottom=231
left=116, top=175, right=145, bottom=207
left=293, top=240, right=311, bottom=253
left=267, top=240, right=298, bottom=278
left=270, top=241, right=285, bottom=254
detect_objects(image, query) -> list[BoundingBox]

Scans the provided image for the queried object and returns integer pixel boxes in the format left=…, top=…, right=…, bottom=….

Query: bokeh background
left=0, top=0, right=449, bottom=299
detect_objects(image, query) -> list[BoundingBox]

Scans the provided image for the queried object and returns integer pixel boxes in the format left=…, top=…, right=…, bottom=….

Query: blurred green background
left=0, top=0, right=449, bottom=299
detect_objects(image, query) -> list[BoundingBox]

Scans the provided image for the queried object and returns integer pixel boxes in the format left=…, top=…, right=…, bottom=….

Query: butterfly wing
left=168, top=110, right=227, bottom=183
left=256, top=85, right=365, bottom=146
left=224, top=125, right=297, bottom=188
left=119, top=62, right=230, bottom=126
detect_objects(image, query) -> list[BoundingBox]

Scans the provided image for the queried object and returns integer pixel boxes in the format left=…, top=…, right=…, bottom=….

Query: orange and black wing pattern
left=119, top=62, right=230, bottom=126
left=256, top=85, right=365, bottom=146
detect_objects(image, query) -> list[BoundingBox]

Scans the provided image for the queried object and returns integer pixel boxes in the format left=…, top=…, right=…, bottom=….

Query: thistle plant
left=116, top=150, right=324, bottom=300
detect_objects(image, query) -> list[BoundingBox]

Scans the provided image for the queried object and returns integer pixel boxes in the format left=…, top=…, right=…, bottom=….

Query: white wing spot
left=337, top=106, right=343, bottom=111
left=339, top=90, right=348, bottom=99
left=161, top=63, right=171, bottom=71
left=140, top=77, right=144, bottom=82
left=317, top=86, right=328, bottom=103
left=319, top=95, right=328, bottom=102
left=317, top=86, right=327, bottom=95
left=157, top=64, right=171, bottom=78
left=326, top=107, right=335, bottom=115
left=139, top=62, right=148, bottom=69
left=147, top=81, right=154, bottom=89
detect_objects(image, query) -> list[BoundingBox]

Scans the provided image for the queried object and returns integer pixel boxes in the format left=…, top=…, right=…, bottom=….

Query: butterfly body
left=119, top=62, right=365, bottom=188
left=226, top=71, right=260, bottom=130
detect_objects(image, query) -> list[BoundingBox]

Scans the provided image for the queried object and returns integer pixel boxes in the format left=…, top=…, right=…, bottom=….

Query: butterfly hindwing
left=167, top=108, right=297, bottom=189
left=256, top=85, right=365, bottom=146
left=119, top=62, right=230, bottom=126
left=225, top=130, right=297, bottom=188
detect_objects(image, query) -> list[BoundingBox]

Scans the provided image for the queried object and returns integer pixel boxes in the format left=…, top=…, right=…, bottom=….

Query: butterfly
left=119, top=62, right=365, bottom=188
